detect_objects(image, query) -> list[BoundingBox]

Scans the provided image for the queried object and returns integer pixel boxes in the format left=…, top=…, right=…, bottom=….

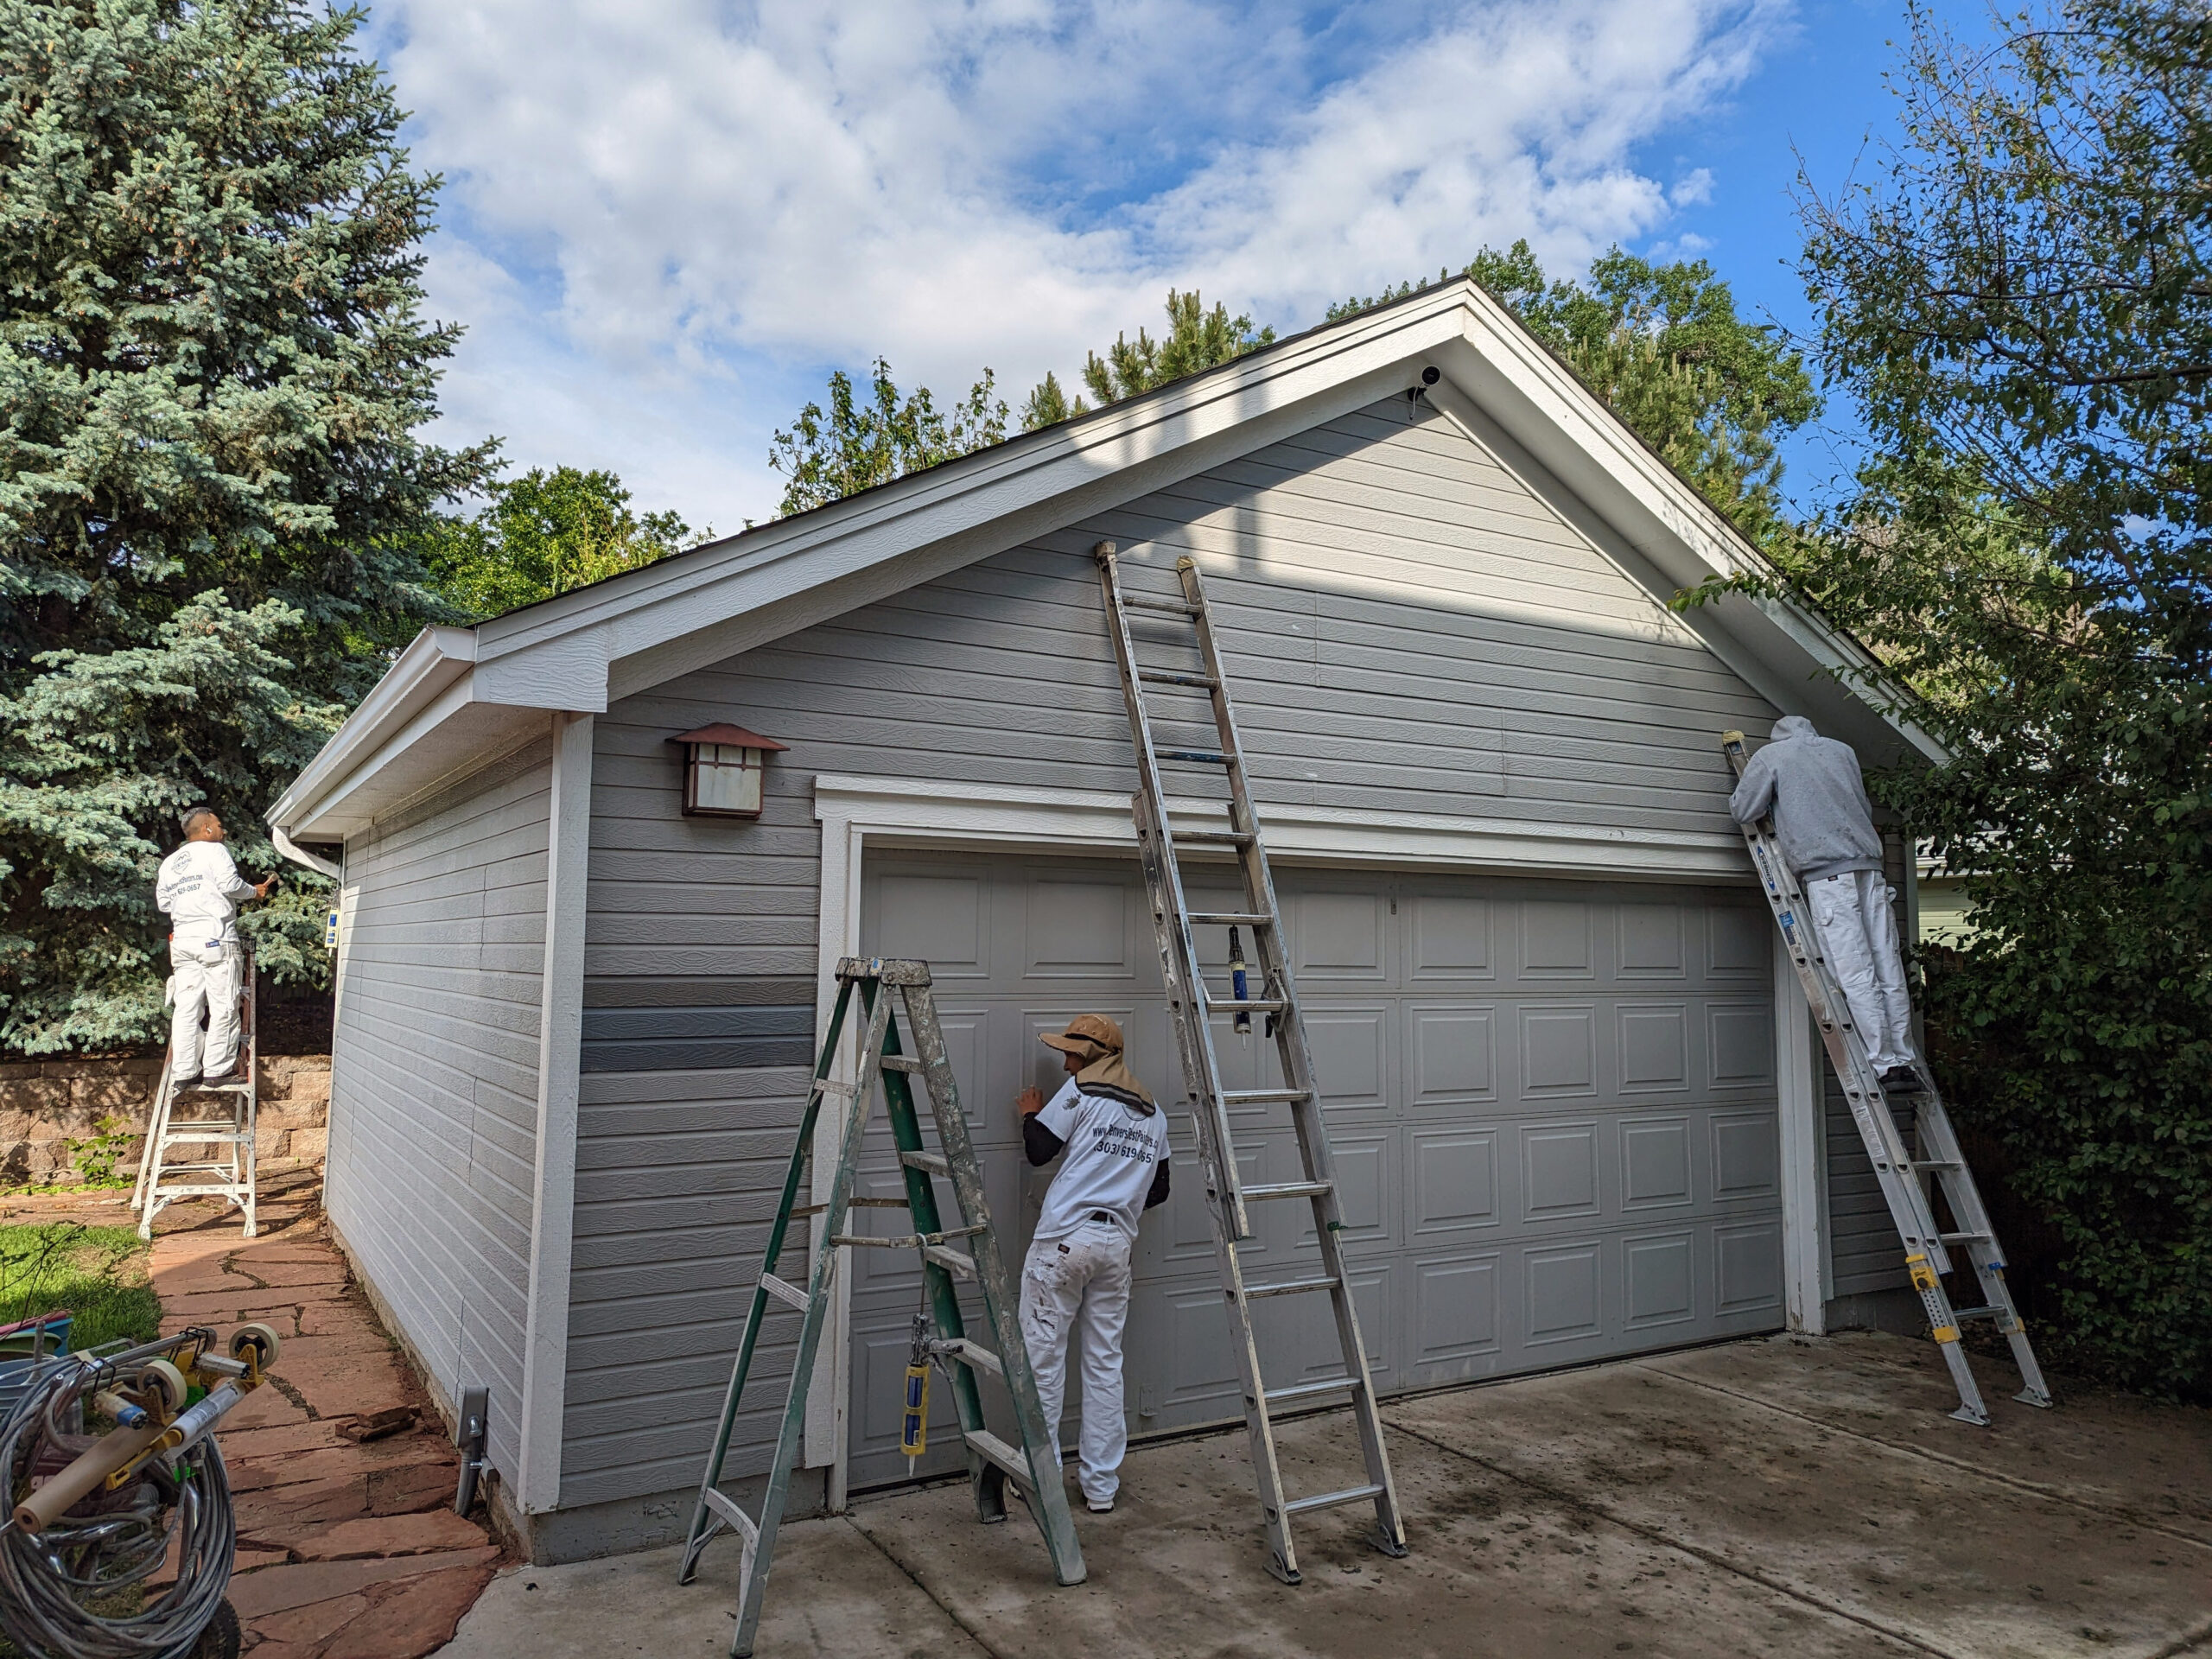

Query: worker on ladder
left=1728, top=716, right=1920, bottom=1093
left=1017, top=1015, right=1173, bottom=1515
left=156, top=807, right=275, bottom=1088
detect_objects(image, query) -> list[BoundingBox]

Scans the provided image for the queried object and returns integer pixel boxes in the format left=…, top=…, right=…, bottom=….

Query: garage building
left=267, top=278, right=1933, bottom=1561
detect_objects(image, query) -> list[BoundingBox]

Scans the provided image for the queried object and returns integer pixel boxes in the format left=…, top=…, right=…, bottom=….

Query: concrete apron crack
left=1633, top=1361, right=2212, bottom=1556
left=1383, top=1418, right=1961, bottom=1659
left=842, top=1511, right=1011, bottom=1659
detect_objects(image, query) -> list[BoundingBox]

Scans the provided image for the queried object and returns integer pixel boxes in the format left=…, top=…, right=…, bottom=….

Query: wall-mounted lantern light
left=670, top=723, right=788, bottom=819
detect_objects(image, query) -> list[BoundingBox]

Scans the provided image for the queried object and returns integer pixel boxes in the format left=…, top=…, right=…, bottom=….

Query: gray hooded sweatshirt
left=1728, top=716, right=1884, bottom=881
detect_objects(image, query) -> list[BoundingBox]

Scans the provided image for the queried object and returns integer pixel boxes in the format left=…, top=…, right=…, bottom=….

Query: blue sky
left=362, top=1, right=1939, bottom=533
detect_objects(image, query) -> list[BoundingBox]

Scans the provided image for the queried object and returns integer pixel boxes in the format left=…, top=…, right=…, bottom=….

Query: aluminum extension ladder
left=132, top=940, right=259, bottom=1240
left=678, top=957, right=1084, bottom=1658
left=1095, top=543, right=1408, bottom=1584
left=1720, top=731, right=2052, bottom=1423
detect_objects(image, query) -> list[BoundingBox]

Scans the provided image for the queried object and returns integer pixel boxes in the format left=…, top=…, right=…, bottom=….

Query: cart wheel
left=229, top=1323, right=281, bottom=1370
left=141, top=1358, right=189, bottom=1418
left=190, top=1598, right=241, bottom=1659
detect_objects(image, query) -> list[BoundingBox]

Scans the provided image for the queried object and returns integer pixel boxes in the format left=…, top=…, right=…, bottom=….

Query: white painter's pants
left=168, top=938, right=243, bottom=1081
left=1805, top=870, right=1917, bottom=1071
left=1019, top=1224, right=1134, bottom=1505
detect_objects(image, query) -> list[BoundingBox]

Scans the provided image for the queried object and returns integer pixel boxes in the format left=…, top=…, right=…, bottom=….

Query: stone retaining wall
left=0, top=1055, right=330, bottom=1188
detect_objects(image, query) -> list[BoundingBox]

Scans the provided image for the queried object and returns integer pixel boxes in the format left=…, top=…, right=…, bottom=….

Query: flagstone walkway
left=2, top=1172, right=505, bottom=1656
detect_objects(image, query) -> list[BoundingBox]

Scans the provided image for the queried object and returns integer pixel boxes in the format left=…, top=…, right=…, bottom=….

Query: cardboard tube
left=14, top=1421, right=166, bottom=1535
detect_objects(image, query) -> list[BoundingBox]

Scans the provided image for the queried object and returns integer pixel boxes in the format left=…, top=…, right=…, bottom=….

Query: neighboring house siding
left=327, top=737, right=550, bottom=1492
left=563, top=394, right=1782, bottom=1510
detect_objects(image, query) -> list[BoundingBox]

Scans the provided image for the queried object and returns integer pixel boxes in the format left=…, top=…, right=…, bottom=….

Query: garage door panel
left=849, top=851, right=1783, bottom=1491
left=1409, top=1125, right=1501, bottom=1236
left=1406, top=1002, right=1497, bottom=1107
left=872, top=872, right=988, bottom=978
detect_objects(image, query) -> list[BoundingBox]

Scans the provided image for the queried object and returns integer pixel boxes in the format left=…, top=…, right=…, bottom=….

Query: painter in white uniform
left=155, top=807, right=275, bottom=1084
left=1017, top=1014, right=1172, bottom=1514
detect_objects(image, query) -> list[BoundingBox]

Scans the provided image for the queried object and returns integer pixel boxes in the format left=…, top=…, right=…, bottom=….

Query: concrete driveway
left=444, top=1332, right=2212, bottom=1658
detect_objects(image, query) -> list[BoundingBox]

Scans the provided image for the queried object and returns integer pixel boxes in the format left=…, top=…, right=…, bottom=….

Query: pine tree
left=1022, top=289, right=1274, bottom=429
left=769, top=359, right=1006, bottom=517
left=0, top=0, right=493, bottom=1053
left=427, top=467, right=701, bottom=618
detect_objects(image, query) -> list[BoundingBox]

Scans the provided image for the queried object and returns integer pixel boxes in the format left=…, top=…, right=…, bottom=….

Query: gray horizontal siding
left=329, top=735, right=550, bottom=1497
left=561, top=392, right=1783, bottom=1510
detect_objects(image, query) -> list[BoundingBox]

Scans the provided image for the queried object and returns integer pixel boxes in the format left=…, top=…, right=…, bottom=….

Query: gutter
left=271, top=827, right=341, bottom=880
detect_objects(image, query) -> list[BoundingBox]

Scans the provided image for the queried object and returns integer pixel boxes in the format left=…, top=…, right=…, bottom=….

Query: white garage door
left=847, top=851, right=1783, bottom=1488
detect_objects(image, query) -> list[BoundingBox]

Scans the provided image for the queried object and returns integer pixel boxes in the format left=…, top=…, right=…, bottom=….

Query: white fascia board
left=266, top=626, right=478, bottom=835
left=1427, top=296, right=1944, bottom=766
left=473, top=292, right=1478, bottom=706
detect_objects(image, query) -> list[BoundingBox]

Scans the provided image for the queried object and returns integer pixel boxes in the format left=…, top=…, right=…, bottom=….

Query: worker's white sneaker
left=1085, top=1495, right=1115, bottom=1514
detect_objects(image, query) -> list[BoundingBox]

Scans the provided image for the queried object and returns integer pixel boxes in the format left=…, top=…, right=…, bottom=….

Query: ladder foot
left=1948, top=1403, right=1992, bottom=1427
left=1267, top=1554, right=1302, bottom=1587
left=1370, top=1525, right=1410, bottom=1560
left=2015, top=1387, right=2054, bottom=1409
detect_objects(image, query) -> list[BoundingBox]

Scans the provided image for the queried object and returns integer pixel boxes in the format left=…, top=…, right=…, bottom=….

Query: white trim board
left=804, top=772, right=1819, bottom=1493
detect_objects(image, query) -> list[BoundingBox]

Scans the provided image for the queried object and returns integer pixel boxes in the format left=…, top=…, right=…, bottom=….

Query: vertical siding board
left=560, top=395, right=1787, bottom=1508
left=328, top=735, right=553, bottom=1497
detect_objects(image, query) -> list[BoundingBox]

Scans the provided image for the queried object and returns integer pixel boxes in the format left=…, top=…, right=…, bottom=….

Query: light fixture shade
left=671, top=723, right=787, bottom=819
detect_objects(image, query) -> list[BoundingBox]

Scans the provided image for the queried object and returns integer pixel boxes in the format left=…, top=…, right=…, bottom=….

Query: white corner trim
left=518, top=712, right=594, bottom=1514
left=1774, top=938, right=1828, bottom=1333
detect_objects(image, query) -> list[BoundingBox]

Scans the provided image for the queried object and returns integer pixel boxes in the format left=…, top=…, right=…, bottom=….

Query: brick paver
left=0, top=1170, right=505, bottom=1656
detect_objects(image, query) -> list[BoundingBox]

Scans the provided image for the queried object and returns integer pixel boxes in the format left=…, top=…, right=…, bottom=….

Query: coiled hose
left=0, top=1339, right=235, bottom=1658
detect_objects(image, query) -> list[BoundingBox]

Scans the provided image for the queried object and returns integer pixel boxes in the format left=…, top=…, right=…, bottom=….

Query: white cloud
left=372, top=0, right=1789, bottom=525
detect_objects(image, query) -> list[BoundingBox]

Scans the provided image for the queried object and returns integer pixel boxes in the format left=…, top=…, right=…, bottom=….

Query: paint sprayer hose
left=0, top=1346, right=235, bottom=1658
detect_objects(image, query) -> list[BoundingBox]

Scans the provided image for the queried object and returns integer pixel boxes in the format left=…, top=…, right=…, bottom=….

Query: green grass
left=0, top=1223, right=161, bottom=1353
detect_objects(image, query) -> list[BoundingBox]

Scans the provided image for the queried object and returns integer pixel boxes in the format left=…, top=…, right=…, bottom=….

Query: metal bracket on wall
left=454, top=1387, right=489, bottom=1516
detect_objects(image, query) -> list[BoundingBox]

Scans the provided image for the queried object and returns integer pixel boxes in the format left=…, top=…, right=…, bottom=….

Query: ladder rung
left=922, top=1244, right=977, bottom=1281
left=757, top=1273, right=810, bottom=1313
left=899, top=1150, right=950, bottom=1176
left=962, top=1429, right=1034, bottom=1489
left=787, top=1202, right=826, bottom=1217
left=938, top=1338, right=1003, bottom=1380
left=1910, top=1159, right=1963, bottom=1170
left=879, top=1056, right=926, bottom=1074
left=1122, top=595, right=1200, bottom=616
left=1189, top=912, right=1271, bottom=926
left=1136, top=667, right=1217, bottom=688
left=1222, top=1089, right=1312, bottom=1106
left=1172, top=830, right=1254, bottom=846
left=1199, top=994, right=1286, bottom=1014
left=810, top=1078, right=857, bottom=1099
left=1937, top=1230, right=1992, bottom=1244
left=702, top=1488, right=759, bottom=1544
left=1952, top=1304, right=2010, bottom=1323
left=1243, top=1180, right=1332, bottom=1202
left=1263, top=1376, right=1363, bottom=1407
left=1282, top=1483, right=1385, bottom=1517
left=1160, top=748, right=1232, bottom=766
left=1240, top=1275, right=1338, bottom=1301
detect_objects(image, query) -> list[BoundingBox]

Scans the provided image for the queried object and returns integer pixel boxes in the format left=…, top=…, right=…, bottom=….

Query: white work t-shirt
left=1033, top=1079, right=1172, bottom=1244
left=156, top=841, right=254, bottom=951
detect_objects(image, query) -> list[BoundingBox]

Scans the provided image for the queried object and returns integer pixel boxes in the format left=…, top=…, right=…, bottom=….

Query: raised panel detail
left=1715, top=1222, right=1784, bottom=1313
left=1414, top=1255, right=1501, bottom=1361
left=1025, top=882, right=1128, bottom=976
left=1625, top=1233, right=1695, bottom=1327
left=1713, top=1112, right=1780, bottom=1199
left=1621, top=1120, right=1691, bottom=1208
left=1708, top=1004, right=1775, bottom=1088
left=1522, top=1126, right=1599, bottom=1219
left=1618, top=1005, right=1688, bottom=1092
left=1294, top=891, right=1387, bottom=980
left=1707, top=906, right=1770, bottom=978
left=1521, top=902, right=1593, bottom=977
left=876, top=874, right=984, bottom=974
left=1526, top=1244, right=1603, bottom=1344
left=1306, top=1007, right=1388, bottom=1109
left=1413, top=1130, right=1498, bottom=1233
left=1520, top=1006, right=1596, bottom=1096
left=1412, top=1007, right=1495, bottom=1103
left=1618, top=905, right=1686, bottom=977
left=1411, top=897, right=1492, bottom=978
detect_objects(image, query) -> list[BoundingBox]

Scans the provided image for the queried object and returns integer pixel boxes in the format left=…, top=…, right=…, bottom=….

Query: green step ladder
left=677, top=956, right=1086, bottom=1656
